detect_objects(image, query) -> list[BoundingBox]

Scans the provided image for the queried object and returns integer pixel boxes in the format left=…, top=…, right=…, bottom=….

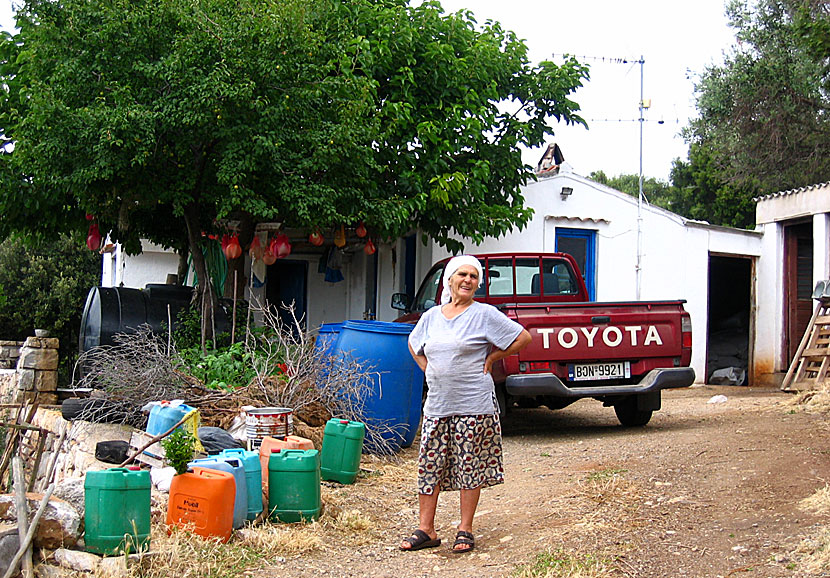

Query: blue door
left=555, top=228, right=596, bottom=301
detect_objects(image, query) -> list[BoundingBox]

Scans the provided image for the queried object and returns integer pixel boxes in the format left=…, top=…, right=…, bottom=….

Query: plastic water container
left=268, top=449, right=321, bottom=523
left=218, top=448, right=262, bottom=521
left=84, top=468, right=151, bottom=555
left=146, top=402, right=195, bottom=436
left=258, top=435, right=315, bottom=500
left=321, top=419, right=365, bottom=484
left=335, top=320, right=424, bottom=450
left=314, top=322, right=343, bottom=356
left=166, top=467, right=235, bottom=543
left=188, top=456, right=247, bottom=529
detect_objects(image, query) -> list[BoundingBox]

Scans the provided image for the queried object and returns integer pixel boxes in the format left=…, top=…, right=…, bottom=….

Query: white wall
left=101, top=240, right=179, bottom=288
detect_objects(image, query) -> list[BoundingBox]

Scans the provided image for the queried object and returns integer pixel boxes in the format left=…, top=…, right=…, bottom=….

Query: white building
left=754, top=182, right=830, bottom=387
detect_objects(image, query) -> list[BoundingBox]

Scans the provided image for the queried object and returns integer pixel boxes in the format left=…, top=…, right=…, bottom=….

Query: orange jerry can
left=166, top=467, right=235, bottom=543
left=259, top=435, right=315, bottom=499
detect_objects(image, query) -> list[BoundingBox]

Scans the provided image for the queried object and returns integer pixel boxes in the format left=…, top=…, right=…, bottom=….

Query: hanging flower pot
left=263, top=237, right=277, bottom=265
left=308, top=230, right=324, bottom=246
left=86, top=223, right=102, bottom=251
left=249, top=235, right=264, bottom=261
left=274, top=233, right=292, bottom=258
left=363, top=238, right=376, bottom=255
left=224, top=234, right=242, bottom=260
left=334, top=225, right=346, bottom=248
left=355, top=222, right=367, bottom=238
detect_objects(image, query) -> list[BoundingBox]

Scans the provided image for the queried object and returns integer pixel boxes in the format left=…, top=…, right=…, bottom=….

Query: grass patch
left=794, top=526, right=830, bottom=575
left=584, top=468, right=627, bottom=482
left=799, top=484, right=830, bottom=515
left=511, top=548, right=613, bottom=578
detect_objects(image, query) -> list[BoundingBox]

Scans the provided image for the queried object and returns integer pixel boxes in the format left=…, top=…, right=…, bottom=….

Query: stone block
left=18, top=347, right=59, bottom=370
left=35, top=370, right=59, bottom=393
left=18, top=368, right=35, bottom=390
left=0, top=494, right=81, bottom=549
left=23, top=337, right=60, bottom=349
left=0, top=526, right=20, bottom=578
left=53, top=548, right=100, bottom=573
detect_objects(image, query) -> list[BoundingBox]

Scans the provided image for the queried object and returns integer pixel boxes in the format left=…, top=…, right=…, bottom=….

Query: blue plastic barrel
left=188, top=456, right=247, bottom=529
left=146, top=403, right=195, bottom=437
left=335, top=320, right=424, bottom=451
left=314, top=322, right=343, bottom=356
left=217, top=448, right=262, bottom=521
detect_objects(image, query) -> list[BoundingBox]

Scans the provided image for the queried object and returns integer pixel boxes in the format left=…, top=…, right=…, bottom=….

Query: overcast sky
left=0, top=0, right=736, bottom=181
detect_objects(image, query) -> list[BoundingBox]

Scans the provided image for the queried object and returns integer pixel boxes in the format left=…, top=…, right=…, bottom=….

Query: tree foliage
left=685, top=0, right=830, bottom=203
left=588, top=170, right=674, bottom=210
left=0, top=0, right=587, bottom=250
left=0, top=234, right=101, bottom=383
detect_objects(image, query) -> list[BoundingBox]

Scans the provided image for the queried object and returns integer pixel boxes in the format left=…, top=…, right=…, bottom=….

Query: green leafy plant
left=178, top=341, right=258, bottom=391
left=161, top=428, right=196, bottom=476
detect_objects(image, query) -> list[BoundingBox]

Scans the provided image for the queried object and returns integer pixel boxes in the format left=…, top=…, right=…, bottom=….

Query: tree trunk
left=182, top=203, right=214, bottom=351
left=176, top=243, right=189, bottom=286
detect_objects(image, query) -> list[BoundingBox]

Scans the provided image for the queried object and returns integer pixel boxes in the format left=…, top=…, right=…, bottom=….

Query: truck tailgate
left=506, top=301, right=689, bottom=375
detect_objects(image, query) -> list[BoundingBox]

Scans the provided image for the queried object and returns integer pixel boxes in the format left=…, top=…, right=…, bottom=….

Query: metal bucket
left=246, top=407, right=293, bottom=449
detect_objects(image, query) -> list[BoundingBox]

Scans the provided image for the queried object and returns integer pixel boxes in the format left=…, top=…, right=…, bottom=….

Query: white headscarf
left=440, top=255, right=484, bottom=305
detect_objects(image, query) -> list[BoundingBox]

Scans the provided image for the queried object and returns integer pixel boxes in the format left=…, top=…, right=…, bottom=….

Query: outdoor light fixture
left=560, top=186, right=573, bottom=199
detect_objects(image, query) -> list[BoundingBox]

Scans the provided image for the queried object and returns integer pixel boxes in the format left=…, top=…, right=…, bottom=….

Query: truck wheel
left=495, top=386, right=508, bottom=419
left=614, top=397, right=653, bottom=427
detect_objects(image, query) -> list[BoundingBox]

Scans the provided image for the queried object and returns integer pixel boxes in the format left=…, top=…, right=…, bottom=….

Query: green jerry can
left=320, top=419, right=365, bottom=484
left=268, top=449, right=320, bottom=523
left=84, top=468, right=151, bottom=555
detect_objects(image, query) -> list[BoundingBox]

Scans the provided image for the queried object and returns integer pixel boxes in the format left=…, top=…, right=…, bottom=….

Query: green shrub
left=161, top=428, right=195, bottom=475
left=0, top=234, right=100, bottom=385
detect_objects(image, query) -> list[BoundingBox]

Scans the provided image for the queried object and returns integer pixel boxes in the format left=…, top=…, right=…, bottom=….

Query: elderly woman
left=400, top=255, right=532, bottom=554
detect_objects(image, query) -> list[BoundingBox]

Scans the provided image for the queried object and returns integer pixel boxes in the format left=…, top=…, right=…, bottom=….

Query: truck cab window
left=516, top=258, right=541, bottom=296
left=487, top=259, right=514, bottom=297
left=541, top=258, right=579, bottom=295
left=412, top=265, right=443, bottom=311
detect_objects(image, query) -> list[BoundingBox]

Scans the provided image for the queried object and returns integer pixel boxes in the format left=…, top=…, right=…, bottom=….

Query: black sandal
left=400, top=529, right=441, bottom=551
left=451, top=530, right=475, bottom=553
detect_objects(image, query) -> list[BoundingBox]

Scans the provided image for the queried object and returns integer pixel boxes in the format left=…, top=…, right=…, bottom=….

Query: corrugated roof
left=753, top=181, right=830, bottom=202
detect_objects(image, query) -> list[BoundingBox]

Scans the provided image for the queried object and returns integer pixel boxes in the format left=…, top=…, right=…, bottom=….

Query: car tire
left=614, top=396, right=653, bottom=427
left=61, top=398, right=134, bottom=424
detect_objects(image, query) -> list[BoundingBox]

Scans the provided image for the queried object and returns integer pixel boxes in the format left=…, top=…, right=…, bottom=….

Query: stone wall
left=15, top=336, right=59, bottom=405
left=21, top=409, right=134, bottom=491
left=0, top=340, right=21, bottom=370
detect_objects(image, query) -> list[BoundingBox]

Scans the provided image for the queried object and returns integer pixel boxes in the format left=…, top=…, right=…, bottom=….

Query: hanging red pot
left=86, top=223, right=102, bottom=251
left=224, top=234, right=242, bottom=260
left=274, top=233, right=291, bottom=258
left=355, top=222, right=367, bottom=238
left=249, top=235, right=264, bottom=261
left=363, top=238, right=376, bottom=255
left=308, top=231, right=324, bottom=246
left=263, top=237, right=277, bottom=265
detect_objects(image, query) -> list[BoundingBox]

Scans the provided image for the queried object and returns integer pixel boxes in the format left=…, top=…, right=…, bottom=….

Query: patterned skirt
left=417, top=413, right=504, bottom=495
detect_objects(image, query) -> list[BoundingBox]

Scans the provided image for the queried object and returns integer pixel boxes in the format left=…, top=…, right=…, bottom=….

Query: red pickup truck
left=392, top=253, right=695, bottom=426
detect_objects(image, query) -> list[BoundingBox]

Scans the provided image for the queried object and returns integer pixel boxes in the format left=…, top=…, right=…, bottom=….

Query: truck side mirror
left=391, top=293, right=411, bottom=311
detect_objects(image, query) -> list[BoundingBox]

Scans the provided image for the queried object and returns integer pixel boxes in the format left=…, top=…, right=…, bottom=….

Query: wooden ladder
left=782, top=297, right=830, bottom=391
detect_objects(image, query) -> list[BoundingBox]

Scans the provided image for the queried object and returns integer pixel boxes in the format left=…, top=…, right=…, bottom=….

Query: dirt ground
left=266, top=384, right=830, bottom=578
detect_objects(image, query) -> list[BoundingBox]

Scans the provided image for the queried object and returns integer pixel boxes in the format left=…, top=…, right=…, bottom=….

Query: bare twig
left=118, top=413, right=192, bottom=467
left=12, top=458, right=33, bottom=578
left=2, top=483, right=55, bottom=578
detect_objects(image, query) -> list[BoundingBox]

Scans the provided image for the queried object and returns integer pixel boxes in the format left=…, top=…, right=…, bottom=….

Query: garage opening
left=707, top=255, right=753, bottom=385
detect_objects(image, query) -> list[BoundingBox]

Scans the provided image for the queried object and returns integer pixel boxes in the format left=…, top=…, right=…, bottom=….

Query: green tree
left=0, top=234, right=101, bottom=383
left=0, top=0, right=588, bottom=342
left=588, top=170, right=674, bottom=210
left=686, top=0, right=830, bottom=198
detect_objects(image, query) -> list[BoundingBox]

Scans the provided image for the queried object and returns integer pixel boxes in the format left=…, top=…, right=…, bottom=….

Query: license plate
left=568, top=361, right=631, bottom=381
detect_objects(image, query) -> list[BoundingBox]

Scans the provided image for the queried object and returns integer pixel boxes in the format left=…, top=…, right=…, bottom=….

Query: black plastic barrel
left=79, top=284, right=234, bottom=353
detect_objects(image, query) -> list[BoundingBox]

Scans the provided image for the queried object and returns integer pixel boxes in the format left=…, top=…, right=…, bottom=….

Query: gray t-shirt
left=409, top=301, right=524, bottom=418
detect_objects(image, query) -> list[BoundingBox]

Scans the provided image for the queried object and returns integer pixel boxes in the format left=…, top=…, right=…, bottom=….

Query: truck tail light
left=681, top=314, right=692, bottom=348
